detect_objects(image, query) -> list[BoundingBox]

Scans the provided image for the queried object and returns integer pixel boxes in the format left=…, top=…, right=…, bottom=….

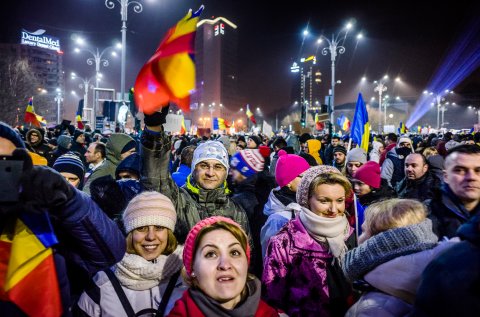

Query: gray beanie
left=57, top=135, right=71, bottom=149
left=342, top=219, right=438, bottom=282
left=191, top=140, right=229, bottom=170
left=346, top=148, right=367, bottom=164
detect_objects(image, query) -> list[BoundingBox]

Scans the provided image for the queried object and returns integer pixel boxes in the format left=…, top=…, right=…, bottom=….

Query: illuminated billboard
left=21, top=29, right=60, bottom=52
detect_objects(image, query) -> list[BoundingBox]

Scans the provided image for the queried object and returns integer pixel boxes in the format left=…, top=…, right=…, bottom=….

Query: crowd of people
left=1, top=109, right=479, bottom=316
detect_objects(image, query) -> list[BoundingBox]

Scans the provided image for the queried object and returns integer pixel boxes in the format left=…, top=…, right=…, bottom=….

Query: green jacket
left=140, top=129, right=250, bottom=243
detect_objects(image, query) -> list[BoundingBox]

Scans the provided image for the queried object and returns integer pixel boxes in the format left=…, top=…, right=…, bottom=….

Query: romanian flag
left=213, top=117, right=229, bottom=130
left=350, top=93, right=371, bottom=153
left=76, top=99, right=84, bottom=130
left=134, top=6, right=204, bottom=114
left=24, top=97, right=47, bottom=128
left=246, top=104, right=256, bottom=125
left=315, top=112, right=324, bottom=131
left=180, top=116, right=186, bottom=134
left=0, top=212, right=62, bottom=316
left=398, top=121, right=408, bottom=134
left=337, top=114, right=351, bottom=131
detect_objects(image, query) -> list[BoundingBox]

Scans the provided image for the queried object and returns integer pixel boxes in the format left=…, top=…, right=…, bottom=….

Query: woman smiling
left=262, top=166, right=356, bottom=316
left=77, top=191, right=185, bottom=316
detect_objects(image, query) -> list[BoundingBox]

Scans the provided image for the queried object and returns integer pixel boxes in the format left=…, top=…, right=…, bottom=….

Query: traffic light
left=300, top=103, right=307, bottom=127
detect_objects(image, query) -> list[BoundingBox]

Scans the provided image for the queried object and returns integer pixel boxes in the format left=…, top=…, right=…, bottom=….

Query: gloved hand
left=143, top=103, right=170, bottom=127
left=20, top=165, right=75, bottom=212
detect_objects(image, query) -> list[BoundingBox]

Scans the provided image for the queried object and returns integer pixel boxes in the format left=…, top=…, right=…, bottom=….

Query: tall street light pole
left=315, top=22, right=362, bottom=135
left=320, top=34, right=345, bottom=134
left=55, top=88, right=63, bottom=124
left=71, top=73, right=96, bottom=123
left=424, top=90, right=453, bottom=130
left=105, top=0, right=143, bottom=103
left=374, top=82, right=387, bottom=134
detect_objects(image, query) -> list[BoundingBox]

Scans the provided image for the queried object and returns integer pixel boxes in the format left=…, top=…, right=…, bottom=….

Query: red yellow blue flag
left=246, top=104, right=256, bottom=125
left=0, top=212, right=62, bottom=316
left=24, top=97, right=47, bottom=128
left=213, top=117, right=229, bottom=130
left=134, top=6, right=204, bottom=114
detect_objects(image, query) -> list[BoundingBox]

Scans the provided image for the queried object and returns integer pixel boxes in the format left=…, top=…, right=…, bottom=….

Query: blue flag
left=350, top=93, right=371, bottom=152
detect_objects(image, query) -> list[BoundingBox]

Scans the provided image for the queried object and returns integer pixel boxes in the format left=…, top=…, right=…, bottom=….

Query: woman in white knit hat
left=77, top=191, right=186, bottom=317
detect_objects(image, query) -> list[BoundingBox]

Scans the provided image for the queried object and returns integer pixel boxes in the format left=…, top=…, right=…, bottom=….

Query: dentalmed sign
left=21, top=29, right=60, bottom=51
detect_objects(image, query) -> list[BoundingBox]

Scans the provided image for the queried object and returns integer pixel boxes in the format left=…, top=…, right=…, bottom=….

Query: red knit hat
left=183, top=216, right=250, bottom=277
left=353, top=161, right=381, bottom=189
left=275, top=150, right=310, bottom=187
left=258, top=145, right=271, bottom=159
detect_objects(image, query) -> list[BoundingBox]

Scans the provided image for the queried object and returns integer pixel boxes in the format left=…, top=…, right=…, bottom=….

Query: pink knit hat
left=183, top=216, right=250, bottom=277
left=122, top=191, right=177, bottom=233
left=353, top=161, right=381, bottom=189
left=275, top=150, right=310, bottom=187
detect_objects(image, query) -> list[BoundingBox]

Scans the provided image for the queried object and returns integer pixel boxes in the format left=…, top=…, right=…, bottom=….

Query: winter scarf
left=115, top=245, right=183, bottom=291
left=298, top=206, right=350, bottom=260
left=189, top=278, right=262, bottom=317
left=342, top=219, right=438, bottom=281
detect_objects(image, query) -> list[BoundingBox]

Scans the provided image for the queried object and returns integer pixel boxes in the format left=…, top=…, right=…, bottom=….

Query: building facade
left=191, top=17, right=242, bottom=131
left=0, top=37, right=64, bottom=125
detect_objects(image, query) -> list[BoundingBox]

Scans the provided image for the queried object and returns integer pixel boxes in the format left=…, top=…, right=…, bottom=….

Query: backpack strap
left=104, top=269, right=136, bottom=317
left=156, top=270, right=181, bottom=316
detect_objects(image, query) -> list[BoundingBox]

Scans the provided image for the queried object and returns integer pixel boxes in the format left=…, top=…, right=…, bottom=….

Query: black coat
left=425, top=184, right=480, bottom=239
left=396, top=171, right=441, bottom=202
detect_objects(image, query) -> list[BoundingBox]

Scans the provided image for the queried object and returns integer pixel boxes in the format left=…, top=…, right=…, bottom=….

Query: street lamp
left=71, top=72, right=97, bottom=124
left=314, top=22, right=362, bottom=134
left=105, top=0, right=144, bottom=102
left=374, top=76, right=388, bottom=134
left=74, top=40, right=119, bottom=88
left=54, top=88, right=63, bottom=124
left=423, top=89, right=453, bottom=130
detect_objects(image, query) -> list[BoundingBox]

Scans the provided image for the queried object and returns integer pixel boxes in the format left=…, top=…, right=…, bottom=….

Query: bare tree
left=0, top=56, right=40, bottom=126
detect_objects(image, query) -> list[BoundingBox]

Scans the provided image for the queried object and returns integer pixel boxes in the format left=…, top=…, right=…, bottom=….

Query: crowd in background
left=1, top=110, right=480, bottom=316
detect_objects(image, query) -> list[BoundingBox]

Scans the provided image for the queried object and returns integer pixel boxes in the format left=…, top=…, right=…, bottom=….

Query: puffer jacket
left=260, top=187, right=296, bottom=258
left=262, top=216, right=355, bottom=317
left=140, top=129, right=250, bottom=243
left=0, top=188, right=126, bottom=317
left=77, top=271, right=186, bottom=317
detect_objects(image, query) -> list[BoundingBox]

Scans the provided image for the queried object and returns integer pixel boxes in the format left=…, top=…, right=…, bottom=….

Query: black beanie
left=333, top=146, right=347, bottom=155
left=0, top=122, right=25, bottom=149
left=249, top=135, right=262, bottom=147
left=299, top=133, right=312, bottom=144
left=121, top=140, right=137, bottom=154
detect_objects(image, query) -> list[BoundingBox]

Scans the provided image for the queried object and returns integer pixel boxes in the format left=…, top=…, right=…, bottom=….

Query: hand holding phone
left=0, top=156, right=23, bottom=202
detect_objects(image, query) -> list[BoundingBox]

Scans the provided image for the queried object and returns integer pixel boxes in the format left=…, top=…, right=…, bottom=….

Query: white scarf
left=114, top=245, right=183, bottom=291
left=299, top=207, right=350, bottom=260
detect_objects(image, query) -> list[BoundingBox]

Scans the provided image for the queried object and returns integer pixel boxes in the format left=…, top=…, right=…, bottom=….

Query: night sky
left=3, top=0, right=480, bottom=123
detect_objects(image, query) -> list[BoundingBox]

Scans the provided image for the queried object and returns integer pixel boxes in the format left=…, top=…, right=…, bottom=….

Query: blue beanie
left=230, top=149, right=264, bottom=178
left=53, top=153, right=85, bottom=186
left=0, top=122, right=25, bottom=149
